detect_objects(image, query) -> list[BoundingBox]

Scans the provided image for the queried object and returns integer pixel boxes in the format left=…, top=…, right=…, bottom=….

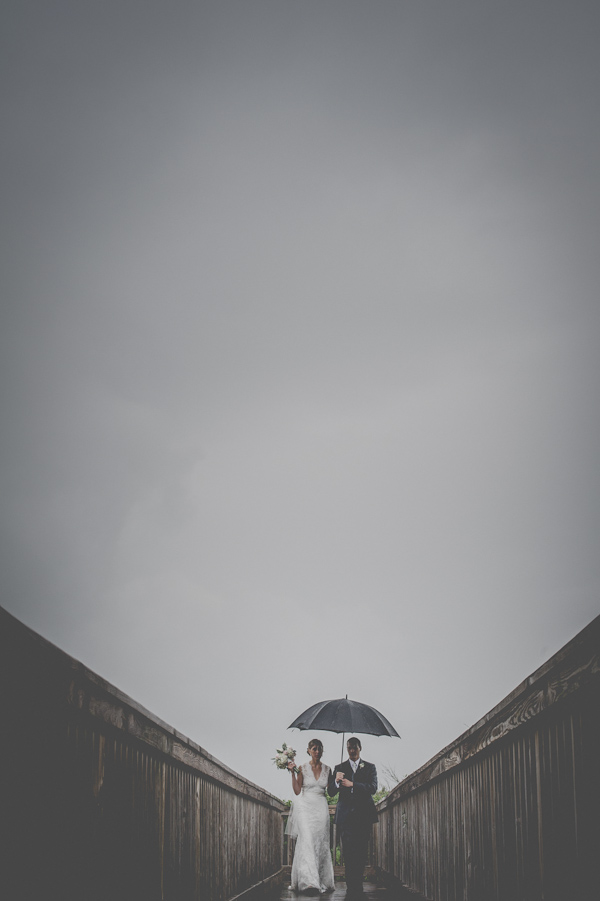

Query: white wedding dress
left=286, top=762, right=335, bottom=894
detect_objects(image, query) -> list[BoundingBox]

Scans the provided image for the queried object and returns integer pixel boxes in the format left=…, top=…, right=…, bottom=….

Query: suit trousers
left=341, top=821, right=370, bottom=894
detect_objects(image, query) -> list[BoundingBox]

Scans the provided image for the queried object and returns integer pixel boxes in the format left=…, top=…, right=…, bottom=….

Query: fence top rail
left=378, top=612, right=600, bottom=810
left=1, top=605, right=286, bottom=811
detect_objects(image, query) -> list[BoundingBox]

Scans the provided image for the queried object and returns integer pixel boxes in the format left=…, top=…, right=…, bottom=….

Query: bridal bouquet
left=273, top=742, right=299, bottom=774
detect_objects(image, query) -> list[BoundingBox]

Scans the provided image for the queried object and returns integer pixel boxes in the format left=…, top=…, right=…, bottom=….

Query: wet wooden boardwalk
left=276, top=872, right=425, bottom=901
left=278, top=885, right=387, bottom=901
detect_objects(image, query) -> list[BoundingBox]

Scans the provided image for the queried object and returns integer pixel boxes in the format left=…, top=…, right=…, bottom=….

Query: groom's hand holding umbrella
left=336, top=770, right=352, bottom=787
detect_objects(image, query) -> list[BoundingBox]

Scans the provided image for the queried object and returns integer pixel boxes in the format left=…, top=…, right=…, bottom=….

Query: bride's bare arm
left=289, top=761, right=303, bottom=794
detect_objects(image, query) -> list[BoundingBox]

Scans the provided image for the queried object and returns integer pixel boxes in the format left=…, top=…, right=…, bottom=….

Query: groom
left=327, top=737, right=378, bottom=898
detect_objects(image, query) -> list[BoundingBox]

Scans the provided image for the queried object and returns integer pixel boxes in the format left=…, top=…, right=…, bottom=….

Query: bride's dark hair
left=307, top=738, right=323, bottom=755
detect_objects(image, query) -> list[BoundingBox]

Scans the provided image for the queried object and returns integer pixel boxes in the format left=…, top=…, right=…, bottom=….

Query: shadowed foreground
left=276, top=880, right=423, bottom=901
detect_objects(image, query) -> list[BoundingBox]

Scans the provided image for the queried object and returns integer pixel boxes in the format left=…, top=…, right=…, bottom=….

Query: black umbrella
left=288, top=696, right=400, bottom=760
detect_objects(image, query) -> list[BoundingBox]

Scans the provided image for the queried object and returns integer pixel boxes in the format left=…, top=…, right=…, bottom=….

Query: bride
left=286, top=739, right=335, bottom=894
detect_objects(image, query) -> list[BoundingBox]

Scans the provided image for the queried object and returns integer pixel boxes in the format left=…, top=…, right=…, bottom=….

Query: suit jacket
left=327, top=758, right=378, bottom=830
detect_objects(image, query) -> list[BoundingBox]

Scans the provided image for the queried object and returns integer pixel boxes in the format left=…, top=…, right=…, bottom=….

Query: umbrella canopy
left=288, top=697, right=400, bottom=738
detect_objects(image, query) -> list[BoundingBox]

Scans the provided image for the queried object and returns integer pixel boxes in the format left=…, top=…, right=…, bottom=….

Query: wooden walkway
left=275, top=870, right=425, bottom=901
left=278, top=885, right=387, bottom=901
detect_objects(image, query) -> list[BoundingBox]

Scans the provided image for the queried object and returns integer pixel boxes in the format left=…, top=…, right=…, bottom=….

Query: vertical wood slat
left=1, top=607, right=286, bottom=901
left=374, top=615, right=600, bottom=901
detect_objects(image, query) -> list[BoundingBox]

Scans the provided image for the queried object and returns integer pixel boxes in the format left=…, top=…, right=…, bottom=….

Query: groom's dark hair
left=347, top=737, right=362, bottom=750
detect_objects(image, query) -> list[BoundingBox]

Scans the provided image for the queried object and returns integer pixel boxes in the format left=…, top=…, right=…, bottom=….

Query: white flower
left=273, top=742, right=299, bottom=773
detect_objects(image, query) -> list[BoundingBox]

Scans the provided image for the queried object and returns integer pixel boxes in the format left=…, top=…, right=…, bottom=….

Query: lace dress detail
left=286, top=762, right=335, bottom=893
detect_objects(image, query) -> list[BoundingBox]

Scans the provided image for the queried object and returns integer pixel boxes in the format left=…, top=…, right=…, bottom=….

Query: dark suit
left=327, top=759, right=378, bottom=896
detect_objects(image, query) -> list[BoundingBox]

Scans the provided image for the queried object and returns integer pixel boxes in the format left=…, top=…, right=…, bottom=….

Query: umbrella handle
left=340, top=693, right=348, bottom=761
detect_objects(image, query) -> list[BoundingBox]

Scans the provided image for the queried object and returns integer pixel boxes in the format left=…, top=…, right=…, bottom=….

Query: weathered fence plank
left=373, top=614, right=600, bottom=901
left=0, top=606, right=286, bottom=901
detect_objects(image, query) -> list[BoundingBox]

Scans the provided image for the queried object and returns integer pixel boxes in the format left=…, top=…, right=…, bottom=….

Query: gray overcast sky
left=1, top=0, right=599, bottom=798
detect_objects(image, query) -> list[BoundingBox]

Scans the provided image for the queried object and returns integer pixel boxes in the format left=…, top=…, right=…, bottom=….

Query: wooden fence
left=0, top=606, right=286, bottom=901
left=373, top=614, right=600, bottom=901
